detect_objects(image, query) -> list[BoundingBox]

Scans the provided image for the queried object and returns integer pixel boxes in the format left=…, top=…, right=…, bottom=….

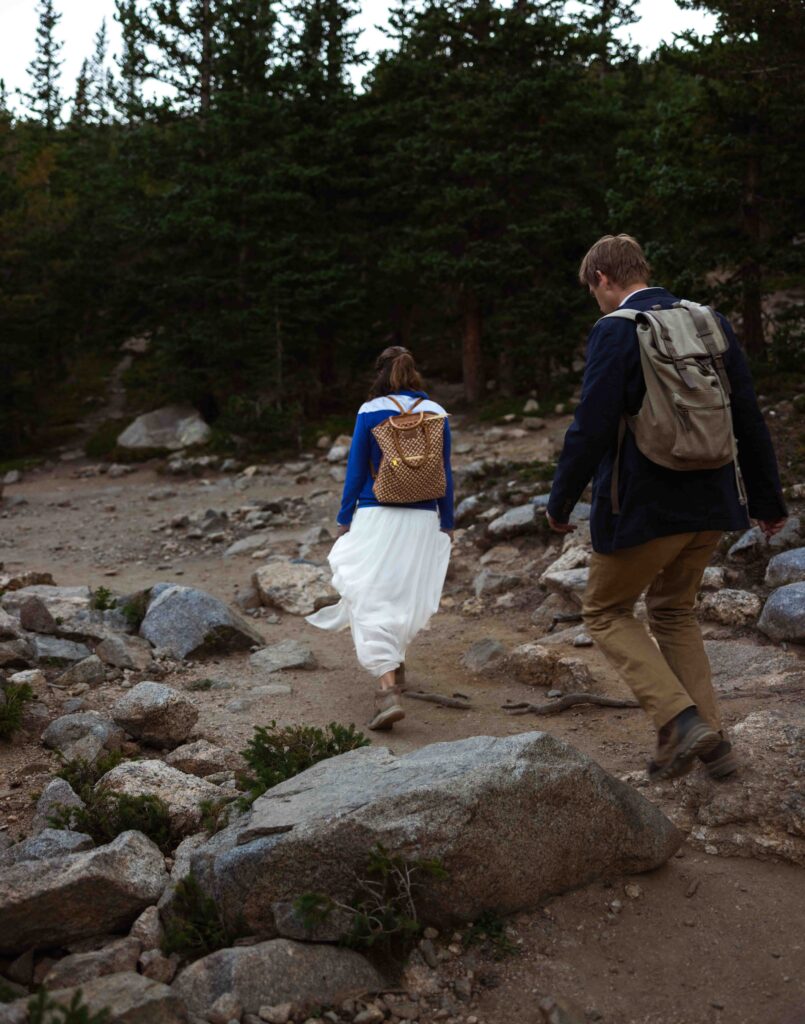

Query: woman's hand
left=441, top=529, right=454, bottom=541
left=336, top=524, right=350, bottom=537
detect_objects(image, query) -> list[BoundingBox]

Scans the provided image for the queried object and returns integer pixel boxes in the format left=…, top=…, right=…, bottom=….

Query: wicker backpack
left=370, top=396, right=447, bottom=504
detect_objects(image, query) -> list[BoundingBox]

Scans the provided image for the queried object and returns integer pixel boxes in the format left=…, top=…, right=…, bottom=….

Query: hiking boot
left=368, top=685, right=405, bottom=731
left=648, top=707, right=720, bottom=782
left=700, top=735, right=738, bottom=779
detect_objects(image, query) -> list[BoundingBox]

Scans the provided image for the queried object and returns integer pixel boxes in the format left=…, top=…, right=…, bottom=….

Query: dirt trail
left=1, top=414, right=804, bottom=1024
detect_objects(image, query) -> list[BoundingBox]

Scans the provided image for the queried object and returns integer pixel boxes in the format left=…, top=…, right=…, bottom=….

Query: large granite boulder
left=117, top=404, right=211, bottom=451
left=698, top=589, right=761, bottom=626
left=175, top=733, right=680, bottom=939
left=96, top=760, right=223, bottom=835
left=0, top=831, right=168, bottom=954
left=757, top=582, right=805, bottom=643
left=172, top=939, right=383, bottom=1019
left=765, top=547, right=805, bottom=588
left=96, top=634, right=154, bottom=670
left=0, top=828, right=93, bottom=868
left=164, top=739, right=243, bottom=778
left=30, top=780, right=86, bottom=834
left=112, top=682, right=198, bottom=748
left=0, top=584, right=92, bottom=622
left=139, top=585, right=263, bottom=660
left=0, top=972, right=186, bottom=1024
left=252, top=560, right=337, bottom=616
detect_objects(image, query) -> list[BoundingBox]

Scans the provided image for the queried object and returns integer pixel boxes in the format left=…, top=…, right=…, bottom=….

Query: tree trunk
left=462, top=291, right=483, bottom=405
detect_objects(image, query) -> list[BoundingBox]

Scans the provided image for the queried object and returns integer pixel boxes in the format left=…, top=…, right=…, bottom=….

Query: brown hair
left=578, top=234, right=651, bottom=288
left=368, top=346, right=424, bottom=398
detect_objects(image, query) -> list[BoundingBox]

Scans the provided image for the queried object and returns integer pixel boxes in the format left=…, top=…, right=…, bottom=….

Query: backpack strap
left=388, top=396, right=406, bottom=413
left=678, top=300, right=732, bottom=396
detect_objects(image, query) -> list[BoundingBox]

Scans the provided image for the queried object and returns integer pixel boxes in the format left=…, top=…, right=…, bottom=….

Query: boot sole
left=704, top=750, right=739, bottom=779
left=368, top=705, right=405, bottom=731
left=651, top=723, right=720, bottom=781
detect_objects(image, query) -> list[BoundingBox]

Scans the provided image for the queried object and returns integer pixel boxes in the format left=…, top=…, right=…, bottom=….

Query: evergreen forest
left=1, top=0, right=803, bottom=458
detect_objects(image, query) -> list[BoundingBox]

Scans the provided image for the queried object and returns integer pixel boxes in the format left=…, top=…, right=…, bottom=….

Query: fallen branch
left=547, top=612, right=583, bottom=633
left=501, top=693, right=639, bottom=716
left=404, top=691, right=472, bottom=709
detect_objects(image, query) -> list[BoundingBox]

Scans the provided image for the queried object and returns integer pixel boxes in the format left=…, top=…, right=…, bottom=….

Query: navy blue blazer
left=547, top=287, right=787, bottom=554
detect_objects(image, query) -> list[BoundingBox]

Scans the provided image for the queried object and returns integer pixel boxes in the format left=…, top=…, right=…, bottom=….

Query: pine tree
left=114, top=0, right=149, bottom=120
left=22, top=0, right=64, bottom=129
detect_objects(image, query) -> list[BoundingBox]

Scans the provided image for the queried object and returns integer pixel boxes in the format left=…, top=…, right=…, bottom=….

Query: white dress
left=306, top=505, right=451, bottom=677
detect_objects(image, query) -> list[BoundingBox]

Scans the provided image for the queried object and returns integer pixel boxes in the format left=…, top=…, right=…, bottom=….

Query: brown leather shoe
left=700, top=736, right=738, bottom=779
left=368, top=684, right=405, bottom=731
left=648, top=708, right=720, bottom=782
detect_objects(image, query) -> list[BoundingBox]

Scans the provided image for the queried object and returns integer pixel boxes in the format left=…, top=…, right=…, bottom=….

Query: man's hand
left=757, top=517, right=787, bottom=539
left=547, top=512, right=577, bottom=534
left=336, top=524, right=350, bottom=537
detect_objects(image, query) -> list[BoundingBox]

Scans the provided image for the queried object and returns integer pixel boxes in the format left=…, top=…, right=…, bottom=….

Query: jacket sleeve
left=438, top=418, right=454, bottom=530
left=720, top=318, right=788, bottom=521
left=337, top=413, right=370, bottom=527
left=547, top=321, right=629, bottom=523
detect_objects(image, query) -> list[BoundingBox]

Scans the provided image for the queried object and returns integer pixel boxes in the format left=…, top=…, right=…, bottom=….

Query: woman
left=306, top=346, right=454, bottom=730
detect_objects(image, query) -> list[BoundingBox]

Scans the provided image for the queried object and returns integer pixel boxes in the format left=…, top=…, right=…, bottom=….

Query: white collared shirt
left=619, top=287, right=654, bottom=307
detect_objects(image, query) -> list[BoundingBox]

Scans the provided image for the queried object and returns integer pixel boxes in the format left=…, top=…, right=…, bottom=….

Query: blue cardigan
left=337, top=389, right=455, bottom=529
left=547, top=288, right=787, bottom=554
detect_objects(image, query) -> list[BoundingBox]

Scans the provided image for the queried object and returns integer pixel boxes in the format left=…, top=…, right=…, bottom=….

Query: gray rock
left=252, top=561, right=337, bottom=616
left=0, top=828, right=93, bottom=868
left=139, top=948, right=180, bottom=984
left=112, top=682, right=198, bottom=748
left=454, top=496, right=481, bottom=525
left=0, top=831, right=168, bottom=954
left=56, top=654, right=107, bottom=689
left=676, top=706, right=805, bottom=865
left=541, top=568, right=590, bottom=605
left=42, top=935, right=142, bottom=988
left=506, top=643, right=595, bottom=690
left=0, top=637, right=35, bottom=669
left=30, top=779, right=86, bottom=835
left=96, top=634, right=154, bottom=671
left=698, top=589, right=761, bottom=626
left=0, top=608, right=21, bottom=640
left=727, top=517, right=802, bottom=561
left=207, top=993, right=243, bottom=1024
left=1, top=971, right=187, bottom=1024
left=177, top=734, right=680, bottom=939
left=97, top=759, right=223, bottom=836
left=117, top=404, right=211, bottom=451
left=130, top=905, right=164, bottom=950
left=165, top=740, right=243, bottom=778
left=32, top=635, right=92, bottom=664
left=224, top=534, right=273, bottom=558
left=487, top=504, right=537, bottom=539
left=140, top=585, right=264, bottom=660
left=249, top=640, right=316, bottom=674
left=700, top=566, right=728, bottom=590
left=704, top=640, right=805, bottom=695
left=460, top=638, right=506, bottom=674
left=757, top=583, right=805, bottom=643
left=765, top=547, right=805, bottom=588
left=41, top=711, right=126, bottom=763
left=172, top=940, right=383, bottom=1019
left=473, top=569, right=521, bottom=598
left=572, top=632, right=593, bottom=647
left=271, top=900, right=353, bottom=943
left=1, top=584, right=92, bottom=622
left=19, top=596, right=58, bottom=634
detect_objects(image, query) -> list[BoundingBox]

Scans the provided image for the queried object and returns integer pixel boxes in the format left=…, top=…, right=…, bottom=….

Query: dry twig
left=501, top=693, right=639, bottom=716
left=403, top=691, right=472, bottom=709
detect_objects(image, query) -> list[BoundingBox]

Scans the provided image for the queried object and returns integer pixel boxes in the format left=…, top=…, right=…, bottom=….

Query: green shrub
left=28, top=988, right=110, bottom=1024
left=161, top=873, right=235, bottom=961
left=88, top=586, right=116, bottom=611
left=186, top=677, right=215, bottom=691
left=199, top=797, right=233, bottom=836
left=0, top=682, right=34, bottom=740
left=83, top=419, right=127, bottom=460
left=465, top=909, right=522, bottom=960
left=118, top=592, right=149, bottom=630
left=50, top=791, right=174, bottom=853
left=237, top=720, right=370, bottom=805
left=295, top=844, right=448, bottom=953
left=55, top=751, right=125, bottom=801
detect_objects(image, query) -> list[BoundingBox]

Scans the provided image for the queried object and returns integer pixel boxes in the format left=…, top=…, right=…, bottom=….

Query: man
left=546, top=234, right=787, bottom=780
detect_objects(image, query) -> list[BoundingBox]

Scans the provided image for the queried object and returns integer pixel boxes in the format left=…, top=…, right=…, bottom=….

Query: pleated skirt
left=306, top=506, right=451, bottom=677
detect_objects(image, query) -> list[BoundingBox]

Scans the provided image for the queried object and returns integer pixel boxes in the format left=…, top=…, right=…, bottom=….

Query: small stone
left=624, top=883, right=642, bottom=899
left=572, top=633, right=593, bottom=647
left=209, top=992, right=245, bottom=1024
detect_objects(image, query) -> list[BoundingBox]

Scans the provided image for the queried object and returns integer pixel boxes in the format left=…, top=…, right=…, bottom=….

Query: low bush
left=50, top=791, right=174, bottom=854
left=0, top=682, right=34, bottom=740
left=237, top=720, right=370, bottom=805
left=54, top=752, right=125, bottom=800
left=88, top=586, right=116, bottom=611
left=161, top=873, right=237, bottom=961
left=295, top=843, right=448, bottom=954
left=465, top=909, right=522, bottom=960
left=28, top=988, right=110, bottom=1024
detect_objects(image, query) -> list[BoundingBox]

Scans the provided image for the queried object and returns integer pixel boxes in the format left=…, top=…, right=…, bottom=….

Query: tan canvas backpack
left=370, top=396, right=447, bottom=504
left=602, top=300, right=746, bottom=512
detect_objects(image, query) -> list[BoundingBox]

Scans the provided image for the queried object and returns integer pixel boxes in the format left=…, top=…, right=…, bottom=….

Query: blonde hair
left=579, top=234, right=651, bottom=288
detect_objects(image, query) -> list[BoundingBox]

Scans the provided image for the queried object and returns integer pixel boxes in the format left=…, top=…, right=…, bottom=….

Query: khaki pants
left=582, top=531, right=722, bottom=732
